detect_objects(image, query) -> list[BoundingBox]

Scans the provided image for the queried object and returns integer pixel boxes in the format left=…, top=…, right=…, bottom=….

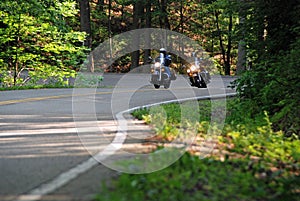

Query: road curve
left=0, top=73, right=236, bottom=201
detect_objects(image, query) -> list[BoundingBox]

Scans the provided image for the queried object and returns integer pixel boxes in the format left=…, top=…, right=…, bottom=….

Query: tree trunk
left=237, top=40, right=246, bottom=74
left=225, top=14, right=232, bottom=76
left=97, top=0, right=104, bottom=12
left=131, top=0, right=143, bottom=70
left=215, top=11, right=227, bottom=74
left=79, top=0, right=93, bottom=72
left=14, top=13, right=21, bottom=86
left=180, top=0, right=184, bottom=55
left=255, top=1, right=266, bottom=62
left=79, top=0, right=92, bottom=49
left=108, top=0, right=113, bottom=72
left=180, top=0, right=184, bottom=33
left=162, top=0, right=170, bottom=49
left=236, top=0, right=246, bottom=75
left=161, top=0, right=170, bottom=30
left=143, top=0, right=152, bottom=65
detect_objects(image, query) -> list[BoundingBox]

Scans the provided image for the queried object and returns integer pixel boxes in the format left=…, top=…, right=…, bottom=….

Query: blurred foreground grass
left=95, top=99, right=299, bottom=201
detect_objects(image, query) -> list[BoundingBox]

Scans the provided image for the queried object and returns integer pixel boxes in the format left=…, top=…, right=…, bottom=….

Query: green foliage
left=74, top=73, right=103, bottom=88
left=96, top=154, right=299, bottom=201
left=0, top=0, right=87, bottom=88
left=225, top=98, right=300, bottom=165
left=133, top=103, right=187, bottom=139
left=0, top=83, right=73, bottom=91
left=97, top=99, right=299, bottom=201
left=132, top=101, right=214, bottom=139
left=233, top=0, right=300, bottom=135
left=84, top=0, right=242, bottom=74
left=235, top=38, right=300, bottom=136
left=131, top=108, right=149, bottom=121
left=0, top=0, right=246, bottom=78
left=223, top=112, right=300, bottom=163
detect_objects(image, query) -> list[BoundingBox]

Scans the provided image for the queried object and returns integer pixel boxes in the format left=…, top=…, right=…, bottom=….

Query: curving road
left=0, top=73, right=236, bottom=201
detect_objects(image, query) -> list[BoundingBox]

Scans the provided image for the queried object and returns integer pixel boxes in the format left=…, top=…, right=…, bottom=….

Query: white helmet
left=159, top=48, right=166, bottom=56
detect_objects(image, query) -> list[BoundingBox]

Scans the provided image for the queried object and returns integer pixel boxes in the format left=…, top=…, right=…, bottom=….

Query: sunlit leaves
left=55, top=1, right=78, bottom=17
left=0, top=0, right=87, bottom=87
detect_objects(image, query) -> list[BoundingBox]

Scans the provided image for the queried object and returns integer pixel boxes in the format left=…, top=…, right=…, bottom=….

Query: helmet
left=159, top=48, right=167, bottom=56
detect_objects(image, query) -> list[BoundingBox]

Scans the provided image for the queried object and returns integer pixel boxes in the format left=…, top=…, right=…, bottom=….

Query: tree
left=236, top=0, right=247, bottom=75
left=130, top=0, right=144, bottom=69
left=160, top=0, right=170, bottom=30
left=0, top=0, right=87, bottom=87
left=79, top=0, right=93, bottom=73
left=83, top=0, right=243, bottom=74
left=79, top=0, right=92, bottom=48
left=213, top=0, right=237, bottom=75
left=235, top=0, right=300, bottom=135
left=143, top=0, right=152, bottom=65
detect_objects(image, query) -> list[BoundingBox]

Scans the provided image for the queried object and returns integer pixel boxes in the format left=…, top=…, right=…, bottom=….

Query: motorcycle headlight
left=190, top=65, right=197, bottom=72
left=154, top=62, right=160, bottom=68
left=187, top=69, right=191, bottom=73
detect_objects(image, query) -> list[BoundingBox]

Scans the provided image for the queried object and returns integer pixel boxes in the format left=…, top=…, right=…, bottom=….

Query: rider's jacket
left=155, top=55, right=171, bottom=67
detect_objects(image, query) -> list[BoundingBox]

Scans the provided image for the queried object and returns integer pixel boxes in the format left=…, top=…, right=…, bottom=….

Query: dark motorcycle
left=150, top=53, right=172, bottom=89
left=187, top=53, right=211, bottom=88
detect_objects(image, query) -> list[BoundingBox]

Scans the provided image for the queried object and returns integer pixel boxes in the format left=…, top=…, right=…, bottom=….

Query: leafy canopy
left=0, top=0, right=87, bottom=87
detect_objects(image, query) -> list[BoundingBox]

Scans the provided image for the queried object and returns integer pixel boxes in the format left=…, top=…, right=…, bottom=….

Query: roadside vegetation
left=1, top=0, right=298, bottom=134
left=95, top=99, right=299, bottom=201
left=1, top=0, right=299, bottom=199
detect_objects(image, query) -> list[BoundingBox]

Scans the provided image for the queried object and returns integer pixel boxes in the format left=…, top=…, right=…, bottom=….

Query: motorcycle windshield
left=160, top=53, right=165, bottom=65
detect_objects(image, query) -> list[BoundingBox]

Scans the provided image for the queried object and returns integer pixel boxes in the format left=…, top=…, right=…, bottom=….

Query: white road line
left=15, top=92, right=236, bottom=201
left=16, top=157, right=99, bottom=201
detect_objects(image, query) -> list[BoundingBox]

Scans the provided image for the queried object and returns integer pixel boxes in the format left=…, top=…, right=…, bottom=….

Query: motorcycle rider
left=189, top=51, right=211, bottom=87
left=189, top=52, right=199, bottom=86
left=155, top=48, right=172, bottom=79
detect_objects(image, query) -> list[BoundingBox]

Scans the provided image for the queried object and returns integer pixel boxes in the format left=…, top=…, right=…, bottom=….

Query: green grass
left=0, top=83, right=73, bottom=91
left=95, top=99, right=300, bottom=201
left=0, top=73, right=104, bottom=90
left=96, top=154, right=299, bottom=201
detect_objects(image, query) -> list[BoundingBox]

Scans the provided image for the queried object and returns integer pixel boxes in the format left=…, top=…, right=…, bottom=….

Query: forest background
left=1, top=0, right=299, bottom=135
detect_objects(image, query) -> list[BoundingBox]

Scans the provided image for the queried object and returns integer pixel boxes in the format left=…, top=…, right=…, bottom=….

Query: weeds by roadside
left=95, top=98, right=299, bottom=201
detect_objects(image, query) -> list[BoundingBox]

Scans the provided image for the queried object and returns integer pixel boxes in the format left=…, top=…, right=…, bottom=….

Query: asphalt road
left=0, top=73, right=236, bottom=201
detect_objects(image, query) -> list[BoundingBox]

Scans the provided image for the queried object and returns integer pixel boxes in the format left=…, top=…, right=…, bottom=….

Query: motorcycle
left=186, top=53, right=211, bottom=88
left=150, top=53, right=172, bottom=89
